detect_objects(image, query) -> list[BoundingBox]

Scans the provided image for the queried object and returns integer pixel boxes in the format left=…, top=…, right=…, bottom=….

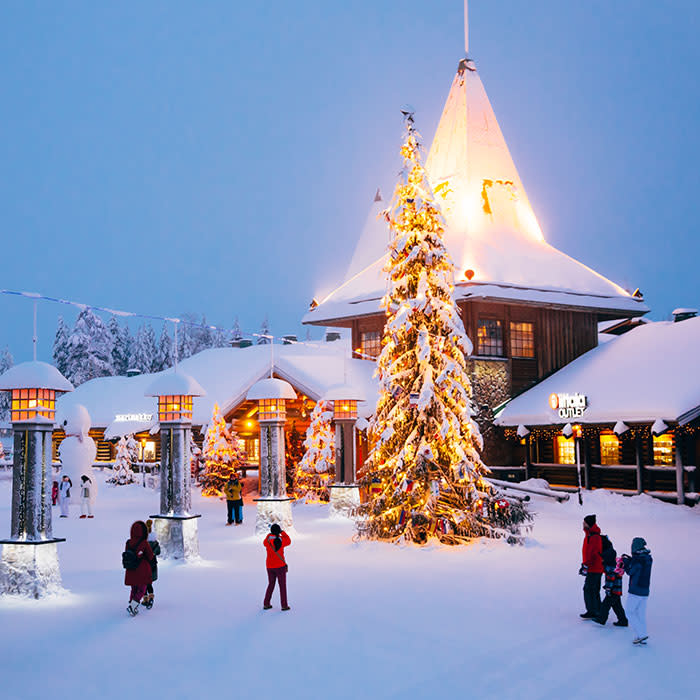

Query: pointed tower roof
left=303, top=12, right=647, bottom=326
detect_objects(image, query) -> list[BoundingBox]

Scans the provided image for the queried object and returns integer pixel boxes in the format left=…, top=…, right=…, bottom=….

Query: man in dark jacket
left=579, top=514, right=603, bottom=619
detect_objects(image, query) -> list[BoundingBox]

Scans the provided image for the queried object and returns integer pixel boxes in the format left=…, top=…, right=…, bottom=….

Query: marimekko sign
left=549, top=392, right=587, bottom=419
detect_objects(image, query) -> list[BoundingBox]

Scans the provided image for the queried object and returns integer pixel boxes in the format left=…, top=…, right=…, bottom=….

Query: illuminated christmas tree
left=200, top=403, right=244, bottom=496
left=285, top=422, right=305, bottom=495
left=295, top=401, right=335, bottom=503
left=109, top=434, right=137, bottom=485
left=357, top=112, right=530, bottom=544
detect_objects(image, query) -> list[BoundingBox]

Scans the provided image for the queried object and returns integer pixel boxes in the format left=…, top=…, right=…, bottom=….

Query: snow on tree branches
left=295, top=401, right=335, bottom=503
left=108, top=435, right=138, bottom=485
left=200, top=403, right=244, bottom=496
left=356, top=113, right=531, bottom=545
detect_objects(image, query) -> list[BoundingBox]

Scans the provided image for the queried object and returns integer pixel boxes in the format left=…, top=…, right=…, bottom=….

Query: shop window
left=360, top=331, right=381, bottom=359
left=510, top=321, right=535, bottom=358
left=556, top=435, right=575, bottom=465
left=142, top=441, right=156, bottom=462
left=653, top=434, right=674, bottom=466
left=241, top=438, right=259, bottom=464
left=477, top=319, right=504, bottom=356
left=599, top=432, right=620, bottom=465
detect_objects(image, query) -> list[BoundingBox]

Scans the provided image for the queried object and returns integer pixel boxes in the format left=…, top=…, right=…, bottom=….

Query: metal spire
left=464, top=0, right=469, bottom=55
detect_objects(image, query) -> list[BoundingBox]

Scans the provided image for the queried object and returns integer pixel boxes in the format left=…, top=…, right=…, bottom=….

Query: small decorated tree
left=200, top=403, right=244, bottom=496
left=357, top=112, right=531, bottom=544
left=109, top=434, right=137, bottom=485
left=295, top=401, right=335, bottom=503
left=190, top=434, right=204, bottom=482
left=285, top=422, right=305, bottom=495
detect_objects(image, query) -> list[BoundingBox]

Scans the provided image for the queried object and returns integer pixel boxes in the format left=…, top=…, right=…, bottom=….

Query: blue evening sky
left=1, top=1, right=698, bottom=362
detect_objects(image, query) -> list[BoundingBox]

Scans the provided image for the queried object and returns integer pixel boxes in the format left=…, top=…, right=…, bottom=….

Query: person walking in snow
left=79, top=474, right=94, bottom=519
left=579, top=514, right=603, bottom=619
left=263, top=523, right=291, bottom=611
left=622, top=537, right=653, bottom=645
left=51, top=480, right=59, bottom=506
left=594, top=534, right=628, bottom=627
left=142, top=519, right=161, bottom=609
left=58, top=475, right=72, bottom=518
left=123, top=520, right=154, bottom=617
left=223, top=474, right=244, bottom=526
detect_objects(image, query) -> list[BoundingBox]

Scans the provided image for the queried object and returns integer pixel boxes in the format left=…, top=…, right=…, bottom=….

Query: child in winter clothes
left=79, top=475, right=94, bottom=519
left=622, top=537, right=653, bottom=645
left=594, top=535, right=628, bottom=627
left=58, top=475, right=72, bottom=517
left=142, top=519, right=161, bottom=609
left=263, top=523, right=291, bottom=611
left=51, top=480, right=59, bottom=506
left=124, top=520, right=154, bottom=617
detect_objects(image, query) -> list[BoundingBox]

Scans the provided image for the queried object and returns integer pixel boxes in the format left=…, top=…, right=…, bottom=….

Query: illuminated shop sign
left=115, top=413, right=153, bottom=422
left=548, top=393, right=587, bottom=419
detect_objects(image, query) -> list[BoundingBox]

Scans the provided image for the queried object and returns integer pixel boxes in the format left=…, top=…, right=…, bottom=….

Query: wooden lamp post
left=0, top=361, right=73, bottom=597
left=146, top=371, right=205, bottom=561
left=246, top=377, right=296, bottom=533
left=322, top=384, right=364, bottom=517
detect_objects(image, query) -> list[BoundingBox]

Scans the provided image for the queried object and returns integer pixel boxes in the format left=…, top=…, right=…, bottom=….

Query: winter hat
left=270, top=523, right=281, bottom=535
left=631, top=537, right=647, bottom=553
left=583, top=514, right=596, bottom=528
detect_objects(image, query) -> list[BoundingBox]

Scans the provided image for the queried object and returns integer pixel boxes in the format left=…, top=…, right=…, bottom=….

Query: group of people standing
left=53, top=474, right=95, bottom=518
left=580, top=514, right=653, bottom=645
left=122, top=471, right=292, bottom=615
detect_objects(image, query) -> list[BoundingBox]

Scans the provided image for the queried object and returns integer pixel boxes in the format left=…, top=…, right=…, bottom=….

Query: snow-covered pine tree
left=130, top=323, right=158, bottom=374
left=156, top=324, right=173, bottom=372
left=65, top=308, right=115, bottom=386
left=231, top=317, right=243, bottom=347
left=257, top=317, right=270, bottom=344
left=0, top=347, right=13, bottom=422
left=295, top=401, right=335, bottom=503
left=177, top=316, right=196, bottom=360
left=357, top=113, right=530, bottom=545
left=108, top=316, right=132, bottom=376
left=109, top=434, right=137, bottom=485
left=200, top=403, right=244, bottom=496
left=53, top=316, right=70, bottom=377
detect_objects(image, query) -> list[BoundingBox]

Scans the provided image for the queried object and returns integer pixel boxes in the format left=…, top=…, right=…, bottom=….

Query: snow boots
left=142, top=594, right=154, bottom=609
left=127, top=600, right=139, bottom=617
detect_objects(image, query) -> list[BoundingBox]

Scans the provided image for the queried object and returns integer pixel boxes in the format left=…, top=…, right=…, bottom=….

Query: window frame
left=476, top=318, right=505, bottom=357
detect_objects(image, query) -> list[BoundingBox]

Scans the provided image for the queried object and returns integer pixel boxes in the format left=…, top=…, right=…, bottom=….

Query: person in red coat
left=579, top=514, right=604, bottom=619
left=263, top=523, right=291, bottom=611
left=124, top=520, right=154, bottom=617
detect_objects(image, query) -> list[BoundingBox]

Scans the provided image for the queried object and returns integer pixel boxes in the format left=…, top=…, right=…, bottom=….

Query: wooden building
left=495, top=315, right=700, bottom=504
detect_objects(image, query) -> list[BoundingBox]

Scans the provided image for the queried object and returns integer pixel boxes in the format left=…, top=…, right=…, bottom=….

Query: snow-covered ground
left=0, top=474, right=698, bottom=699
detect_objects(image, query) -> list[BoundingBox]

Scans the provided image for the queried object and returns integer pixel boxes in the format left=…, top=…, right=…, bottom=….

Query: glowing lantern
left=247, top=378, right=296, bottom=422
left=146, top=372, right=205, bottom=425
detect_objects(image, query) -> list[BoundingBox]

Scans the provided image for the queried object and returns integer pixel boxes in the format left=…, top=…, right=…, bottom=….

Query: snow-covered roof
left=495, top=318, right=700, bottom=427
left=0, top=361, right=74, bottom=392
left=321, top=383, right=367, bottom=402
left=145, top=370, right=206, bottom=398
left=58, top=343, right=379, bottom=435
left=304, top=57, right=647, bottom=326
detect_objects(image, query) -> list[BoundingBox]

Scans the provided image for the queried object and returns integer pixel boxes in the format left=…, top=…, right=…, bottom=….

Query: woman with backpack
left=123, top=520, right=154, bottom=617
left=263, top=523, right=291, bottom=611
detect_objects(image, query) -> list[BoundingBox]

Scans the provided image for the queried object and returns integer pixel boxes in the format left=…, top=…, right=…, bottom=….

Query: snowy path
left=0, top=476, right=698, bottom=700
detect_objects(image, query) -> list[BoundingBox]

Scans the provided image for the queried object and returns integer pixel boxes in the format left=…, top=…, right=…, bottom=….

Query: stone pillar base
left=329, top=484, right=360, bottom=519
left=254, top=498, right=293, bottom=534
left=0, top=539, right=65, bottom=599
left=151, top=515, right=200, bottom=561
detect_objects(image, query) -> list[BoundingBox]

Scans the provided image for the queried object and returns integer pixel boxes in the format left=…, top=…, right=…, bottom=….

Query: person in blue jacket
left=621, top=537, right=652, bottom=645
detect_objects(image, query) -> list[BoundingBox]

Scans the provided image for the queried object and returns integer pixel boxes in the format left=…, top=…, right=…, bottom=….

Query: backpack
left=122, top=539, right=143, bottom=570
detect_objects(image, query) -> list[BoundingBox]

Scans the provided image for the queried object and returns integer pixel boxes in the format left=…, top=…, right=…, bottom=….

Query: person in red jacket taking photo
left=579, top=514, right=604, bottom=619
left=263, top=523, right=291, bottom=611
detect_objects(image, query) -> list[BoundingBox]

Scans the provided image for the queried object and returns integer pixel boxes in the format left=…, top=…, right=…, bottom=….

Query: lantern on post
left=321, top=384, right=365, bottom=518
left=145, top=371, right=205, bottom=561
left=0, top=361, right=73, bottom=598
left=246, top=377, right=296, bottom=533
